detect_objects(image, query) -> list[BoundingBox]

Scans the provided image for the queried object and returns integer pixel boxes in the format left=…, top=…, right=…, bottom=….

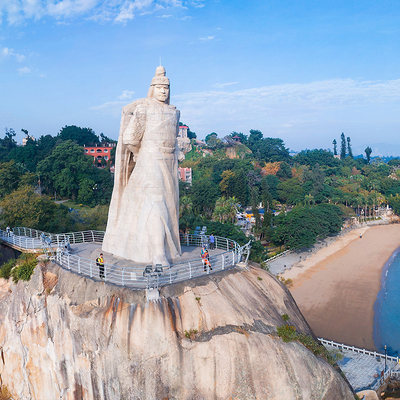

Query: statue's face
left=153, top=84, right=169, bottom=103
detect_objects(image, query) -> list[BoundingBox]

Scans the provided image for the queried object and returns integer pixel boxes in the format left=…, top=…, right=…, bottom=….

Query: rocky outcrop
left=0, top=261, right=354, bottom=400
left=177, top=136, right=192, bottom=161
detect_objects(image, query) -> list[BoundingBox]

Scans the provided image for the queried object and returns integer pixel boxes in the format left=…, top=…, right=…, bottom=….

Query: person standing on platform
left=96, top=253, right=105, bottom=279
left=209, top=233, right=215, bottom=250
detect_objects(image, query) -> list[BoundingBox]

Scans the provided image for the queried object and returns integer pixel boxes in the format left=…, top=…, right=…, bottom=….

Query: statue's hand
left=127, top=144, right=140, bottom=157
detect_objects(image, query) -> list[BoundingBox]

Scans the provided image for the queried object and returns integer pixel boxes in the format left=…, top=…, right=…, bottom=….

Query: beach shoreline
left=280, top=224, right=400, bottom=350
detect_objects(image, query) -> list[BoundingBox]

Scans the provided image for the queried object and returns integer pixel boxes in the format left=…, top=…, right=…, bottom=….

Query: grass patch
left=281, top=314, right=290, bottom=323
left=184, top=329, right=198, bottom=340
left=277, top=275, right=293, bottom=288
left=277, top=319, right=335, bottom=365
left=1, top=253, right=38, bottom=283
left=0, top=259, right=16, bottom=280
left=260, top=261, right=270, bottom=271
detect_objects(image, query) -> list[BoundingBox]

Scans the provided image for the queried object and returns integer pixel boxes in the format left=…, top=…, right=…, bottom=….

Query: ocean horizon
left=373, top=246, right=400, bottom=356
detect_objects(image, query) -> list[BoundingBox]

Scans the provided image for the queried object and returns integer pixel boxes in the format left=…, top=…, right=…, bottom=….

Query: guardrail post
left=67, top=254, right=70, bottom=270
left=186, top=234, right=189, bottom=246
left=91, top=230, right=95, bottom=242
left=222, top=254, right=225, bottom=270
left=189, top=262, right=192, bottom=278
left=23, top=227, right=26, bottom=236
left=231, top=251, right=235, bottom=265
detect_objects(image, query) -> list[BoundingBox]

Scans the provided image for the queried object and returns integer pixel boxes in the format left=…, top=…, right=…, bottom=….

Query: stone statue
left=102, top=66, right=181, bottom=266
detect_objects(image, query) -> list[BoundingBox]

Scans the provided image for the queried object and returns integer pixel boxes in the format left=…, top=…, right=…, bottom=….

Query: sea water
left=374, top=247, right=400, bottom=355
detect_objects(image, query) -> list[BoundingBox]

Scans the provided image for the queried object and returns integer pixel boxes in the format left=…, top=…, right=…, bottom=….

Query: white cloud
left=17, top=66, right=31, bottom=74
left=91, top=89, right=135, bottom=112
left=1, top=47, right=25, bottom=62
left=191, top=0, right=204, bottom=7
left=214, top=81, right=239, bottom=89
left=174, top=78, right=400, bottom=147
left=47, top=0, right=98, bottom=18
left=199, top=35, right=214, bottom=41
left=118, top=89, right=135, bottom=100
left=0, top=0, right=200, bottom=24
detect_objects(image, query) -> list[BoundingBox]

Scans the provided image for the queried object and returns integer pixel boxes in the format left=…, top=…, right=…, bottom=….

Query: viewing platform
left=0, top=227, right=251, bottom=290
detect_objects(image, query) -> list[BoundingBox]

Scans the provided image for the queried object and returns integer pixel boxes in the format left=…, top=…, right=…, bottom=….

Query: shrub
left=0, top=259, right=16, bottom=280
left=277, top=323, right=335, bottom=365
left=281, top=314, right=290, bottom=323
left=184, top=329, right=198, bottom=340
left=11, top=253, right=38, bottom=283
left=277, top=324, right=297, bottom=342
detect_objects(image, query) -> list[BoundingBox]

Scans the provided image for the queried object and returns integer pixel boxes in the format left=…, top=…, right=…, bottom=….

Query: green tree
left=294, top=149, right=339, bottom=167
left=0, top=186, right=74, bottom=232
left=389, top=195, right=400, bottom=216
left=340, top=133, right=346, bottom=159
left=332, top=139, right=337, bottom=156
left=0, top=160, right=21, bottom=198
left=347, top=136, right=353, bottom=158
left=365, top=146, right=372, bottom=164
left=212, top=196, right=237, bottom=223
left=0, top=128, right=17, bottom=161
left=277, top=178, right=305, bottom=205
left=276, top=162, right=292, bottom=179
left=205, top=132, right=218, bottom=146
left=58, top=125, right=99, bottom=146
left=37, top=140, right=113, bottom=204
left=191, top=179, right=220, bottom=217
left=247, top=129, right=263, bottom=150
left=273, top=204, right=343, bottom=249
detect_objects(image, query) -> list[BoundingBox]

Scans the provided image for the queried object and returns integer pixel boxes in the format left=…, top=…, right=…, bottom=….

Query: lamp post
left=384, top=345, right=387, bottom=372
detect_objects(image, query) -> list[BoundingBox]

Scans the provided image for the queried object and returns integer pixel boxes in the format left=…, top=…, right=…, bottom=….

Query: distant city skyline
left=1, top=0, right=399, bottom=155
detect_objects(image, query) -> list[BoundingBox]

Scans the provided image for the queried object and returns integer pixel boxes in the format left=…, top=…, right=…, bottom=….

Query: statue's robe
left=102, top=98, right=181, bottom=265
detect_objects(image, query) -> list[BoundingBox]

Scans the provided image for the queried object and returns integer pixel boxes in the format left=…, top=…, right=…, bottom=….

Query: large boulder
left=0, top=261, right=354, bottom=399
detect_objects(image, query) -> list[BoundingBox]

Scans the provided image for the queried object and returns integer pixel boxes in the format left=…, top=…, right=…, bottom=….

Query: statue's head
left=147, top=65, right=170, bottom=104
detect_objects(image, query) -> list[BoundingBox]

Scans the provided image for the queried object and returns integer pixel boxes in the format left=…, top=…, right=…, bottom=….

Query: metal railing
left=2, top=227, right=251, bottom=290
left=319, top=337, right=400, bottom=388
left=318, top=338, right=400, bottom=363
left=0, top=228, right=48, bottom=250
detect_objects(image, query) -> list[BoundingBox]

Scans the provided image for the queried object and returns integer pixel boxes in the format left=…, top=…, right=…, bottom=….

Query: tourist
left=6, top=225, right=10, bottom=237
left=96, top=253, right=105, bottom=279
left=201, top=246, right=212, bottom=271
left=209, top=233, right=215, bottom=250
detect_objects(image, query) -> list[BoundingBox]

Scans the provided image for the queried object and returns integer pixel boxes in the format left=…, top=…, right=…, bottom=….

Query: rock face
left=0, top=262, right=354, bottom=400
left=177, top=136, right=192, bottom=161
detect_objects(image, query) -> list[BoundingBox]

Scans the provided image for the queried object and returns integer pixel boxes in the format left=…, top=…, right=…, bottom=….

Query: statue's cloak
left=102, top=98, right=181, bottom=265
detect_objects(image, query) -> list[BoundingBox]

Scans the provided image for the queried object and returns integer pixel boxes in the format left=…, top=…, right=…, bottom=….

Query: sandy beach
left=282, top=224, right=400, bottom=350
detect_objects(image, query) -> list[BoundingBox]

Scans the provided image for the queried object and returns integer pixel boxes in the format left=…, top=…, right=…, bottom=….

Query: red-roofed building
left=178, top=125, right=188, bottom=139
left=84, top=143, right=116, bottom=167
left=178, top=167, right=192, bottom=184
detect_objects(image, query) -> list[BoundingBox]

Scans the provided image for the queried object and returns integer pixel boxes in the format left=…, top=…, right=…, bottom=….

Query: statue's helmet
left=151, top=66, right=170, bottom=86
left=148, top=65, right=170, bottom=103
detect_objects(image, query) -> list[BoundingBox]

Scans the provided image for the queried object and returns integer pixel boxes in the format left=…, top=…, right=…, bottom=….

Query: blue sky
left=1, top=0, right=400, bottom=155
